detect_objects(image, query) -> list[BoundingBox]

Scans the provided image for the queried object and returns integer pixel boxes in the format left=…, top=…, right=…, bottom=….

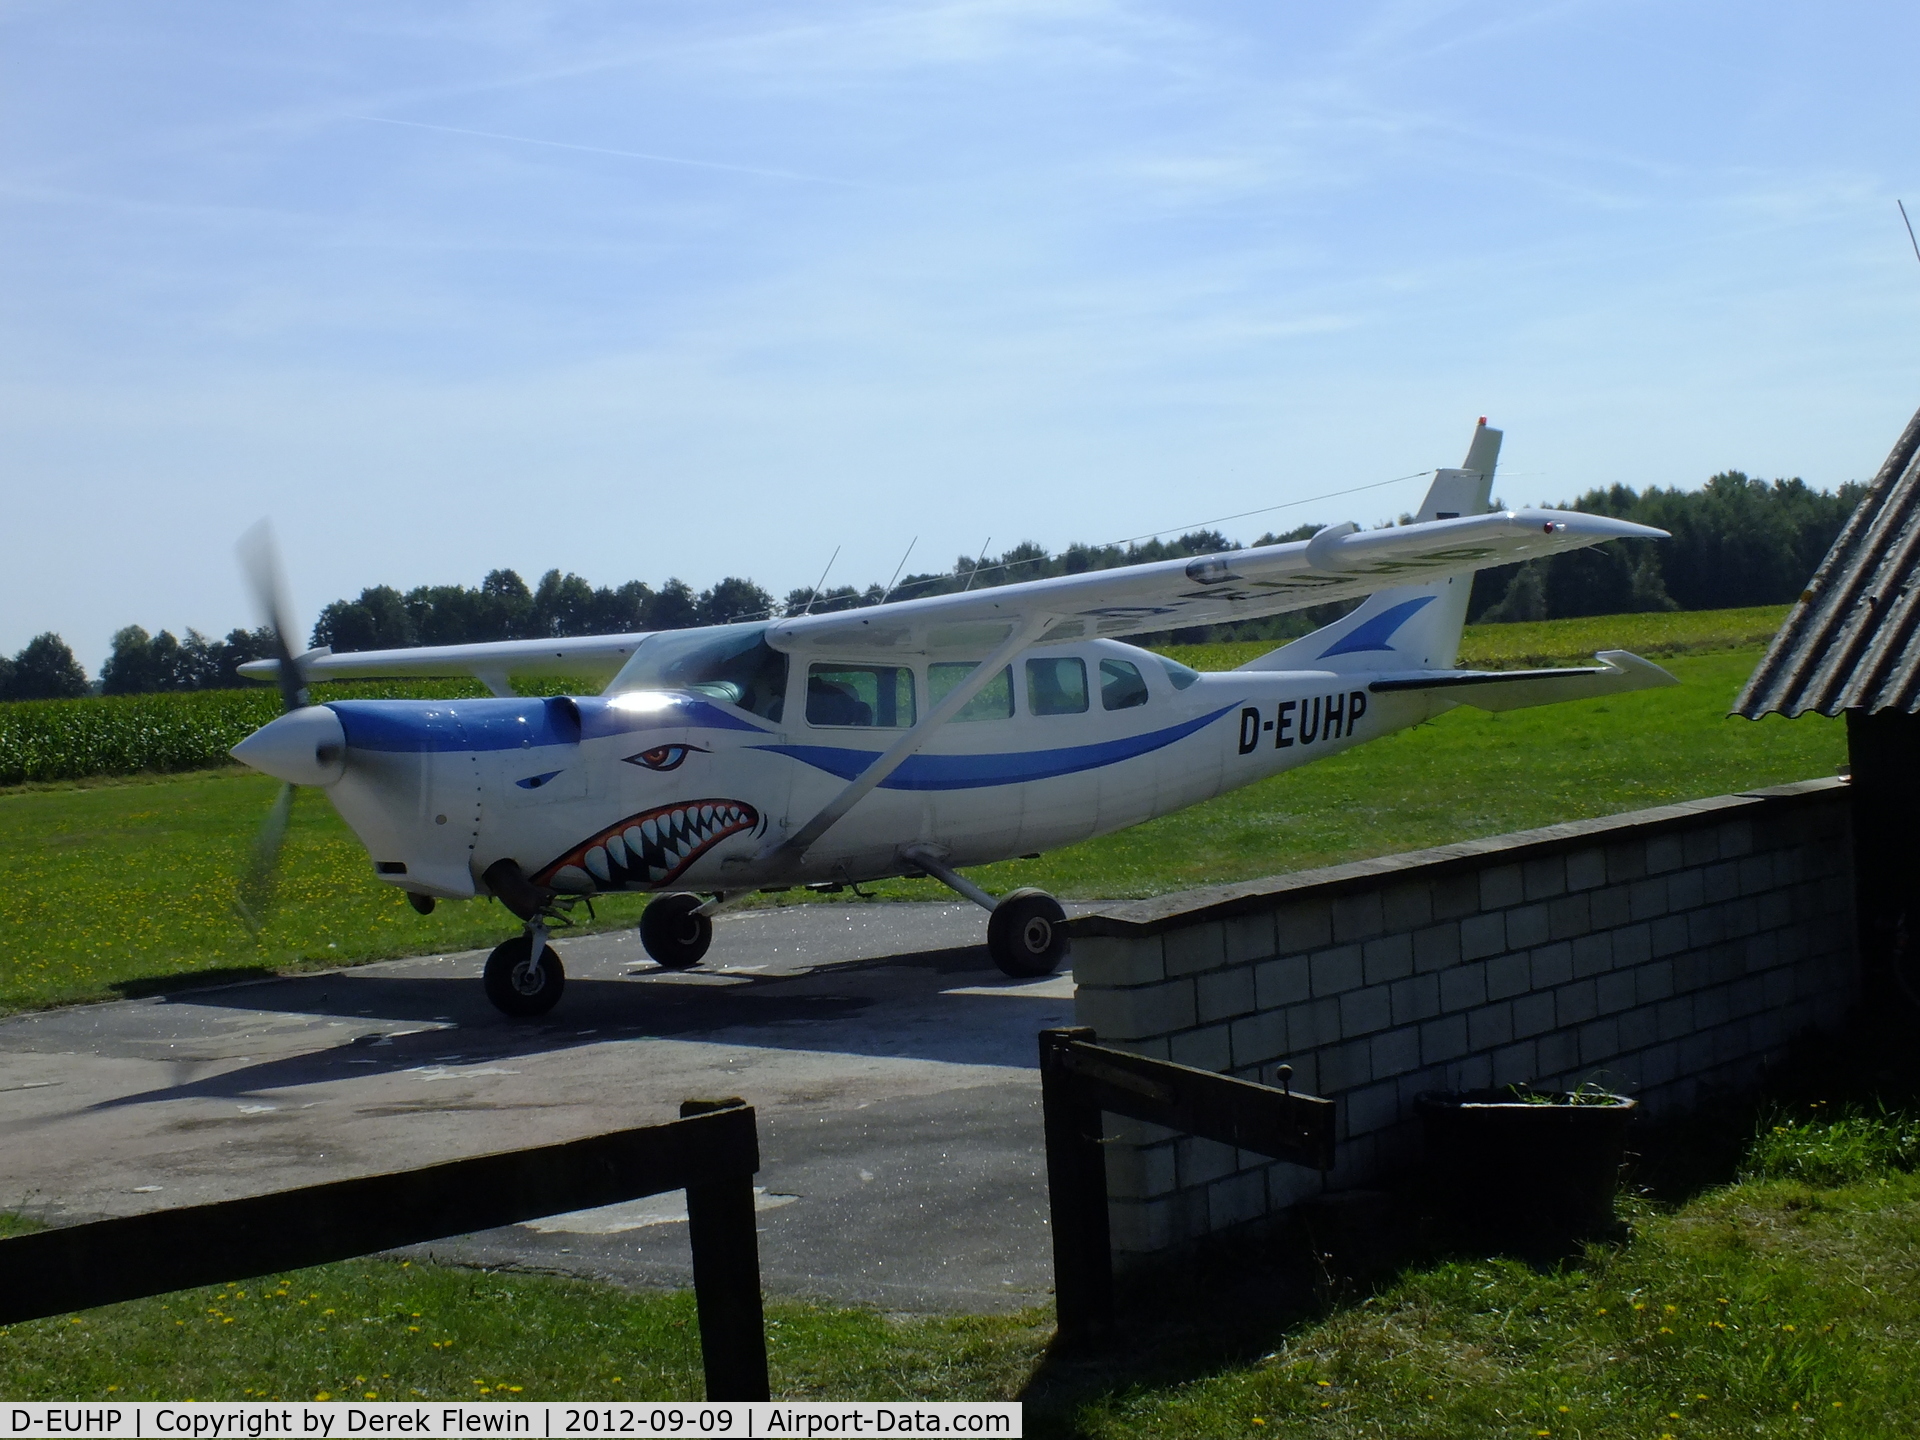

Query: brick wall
left=1066, top=778, right=1857, bottom=1259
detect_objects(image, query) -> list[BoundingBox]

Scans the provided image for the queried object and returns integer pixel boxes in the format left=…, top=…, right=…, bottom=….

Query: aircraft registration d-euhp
left=233, top=422, right=1674, bottom=1016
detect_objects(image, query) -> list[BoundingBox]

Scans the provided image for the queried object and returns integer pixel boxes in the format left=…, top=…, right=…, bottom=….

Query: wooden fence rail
left=0, top=1097, right=769, bottom=1400
left=1039, top=1027, right=1336, bottom=1343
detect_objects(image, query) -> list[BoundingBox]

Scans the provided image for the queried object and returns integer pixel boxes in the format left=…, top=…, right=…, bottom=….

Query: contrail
left=350, top=115, right=869, bottom=189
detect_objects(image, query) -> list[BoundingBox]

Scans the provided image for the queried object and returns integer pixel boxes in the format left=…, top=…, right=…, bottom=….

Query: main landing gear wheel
left=640, top=893, right=713, bottom=970
left=988, top=888, right=1069, bottom=978
left=483, top=933, right=565, bottom=1018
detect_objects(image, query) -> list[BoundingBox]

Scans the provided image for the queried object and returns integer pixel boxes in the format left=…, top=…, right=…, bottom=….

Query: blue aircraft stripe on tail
left=1318, top=595, right=1437, bottom=658
left=755, top=704, right=1240, bottom=790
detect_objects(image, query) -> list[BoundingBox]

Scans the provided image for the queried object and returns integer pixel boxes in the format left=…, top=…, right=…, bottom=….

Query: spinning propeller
left=232, top=521, right=308, bottom=934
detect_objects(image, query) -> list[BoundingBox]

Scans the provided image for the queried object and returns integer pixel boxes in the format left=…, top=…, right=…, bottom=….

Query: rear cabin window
left=807, top=664, right=916, bottom=728
left=1100, top=659, right=1150, bottom=711
left=1160, top=657, right=1202, bottom=691
left=929, top=662, right=1014, bottom=721
left=1026, top=657, right=1089, bottom=716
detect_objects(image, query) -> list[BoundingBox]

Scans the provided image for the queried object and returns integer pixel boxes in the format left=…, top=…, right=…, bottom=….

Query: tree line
left=4, top=469, right=1862, bottom=700
left=1466, top=472, right=1865, bottom=623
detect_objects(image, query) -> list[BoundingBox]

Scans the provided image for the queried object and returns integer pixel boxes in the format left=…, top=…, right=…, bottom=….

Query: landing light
left=608, top=691, right=681, bottom=714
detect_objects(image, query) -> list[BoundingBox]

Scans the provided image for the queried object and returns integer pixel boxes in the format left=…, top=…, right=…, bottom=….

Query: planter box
left=1415, top=1088, right=1636, bottom=1251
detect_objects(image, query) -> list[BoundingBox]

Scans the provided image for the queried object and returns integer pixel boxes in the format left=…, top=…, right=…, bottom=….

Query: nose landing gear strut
left=479, top=859, right=579, bottom=1018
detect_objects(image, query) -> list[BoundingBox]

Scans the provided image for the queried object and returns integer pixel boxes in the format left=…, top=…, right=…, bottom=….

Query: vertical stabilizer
left=1239, top=419, right=1502, bottom=675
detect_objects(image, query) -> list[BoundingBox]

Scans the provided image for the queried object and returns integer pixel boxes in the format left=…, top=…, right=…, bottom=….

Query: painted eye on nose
left=624, top=744, right=704, bottom=772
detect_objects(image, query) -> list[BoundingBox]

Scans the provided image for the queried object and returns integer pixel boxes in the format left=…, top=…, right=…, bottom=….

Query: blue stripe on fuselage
left=754, top=704, right=1240, bottom=790
left=329, top=693, right=768, bottom=753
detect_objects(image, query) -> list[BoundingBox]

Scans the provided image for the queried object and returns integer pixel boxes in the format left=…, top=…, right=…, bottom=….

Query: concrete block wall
left=1067, top=778, right=1857, bottom=1259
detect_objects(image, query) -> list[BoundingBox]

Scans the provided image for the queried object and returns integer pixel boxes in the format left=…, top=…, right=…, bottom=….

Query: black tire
left=640, top=893, right=713, bottom=969
left=987, top=888, right=1069, bottom=978
left=483, top=934, right=565, bottom=1017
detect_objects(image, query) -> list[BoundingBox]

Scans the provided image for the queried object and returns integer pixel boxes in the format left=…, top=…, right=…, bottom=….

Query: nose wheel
left=639, top=892, right=714, bottom=969
left=483, top=931, right=566, bottom=1017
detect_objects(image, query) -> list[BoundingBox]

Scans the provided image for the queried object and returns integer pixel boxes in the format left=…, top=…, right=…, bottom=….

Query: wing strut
left=761, top=612, right=1058, bottom=864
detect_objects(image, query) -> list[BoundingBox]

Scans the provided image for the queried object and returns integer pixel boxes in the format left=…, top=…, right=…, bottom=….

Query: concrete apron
left=0, top=902, right=1076, bottom=1313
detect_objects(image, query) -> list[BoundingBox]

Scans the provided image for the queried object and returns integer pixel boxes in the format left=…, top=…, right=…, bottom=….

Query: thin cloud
left=350, top=114, right=873, bottom=189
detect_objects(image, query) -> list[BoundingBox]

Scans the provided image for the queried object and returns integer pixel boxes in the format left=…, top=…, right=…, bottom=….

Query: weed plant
left=1744, top=1102, right=1920, bottom=1185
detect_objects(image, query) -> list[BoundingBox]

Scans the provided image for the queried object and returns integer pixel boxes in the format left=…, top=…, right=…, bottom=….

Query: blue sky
left=6, top=1, right=1920, bottom=671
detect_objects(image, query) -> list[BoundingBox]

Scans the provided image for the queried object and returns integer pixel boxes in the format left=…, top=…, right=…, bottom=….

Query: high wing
left=239, top=633, right=650, bottom=697
left=238, top=508, right=1664, bottom=691
left=763, top=509, right=1666, bottom=656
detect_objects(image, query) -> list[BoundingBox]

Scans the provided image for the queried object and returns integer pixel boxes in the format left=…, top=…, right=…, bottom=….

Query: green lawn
left=0, top=1252, right=1044, bottom=1403
left=1058, top=1168, right=1920, bottom=1438
left=0, top=612, right=1842, bottom=1014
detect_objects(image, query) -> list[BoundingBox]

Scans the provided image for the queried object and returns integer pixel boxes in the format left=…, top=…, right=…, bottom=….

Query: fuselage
left=282, top=631, right=1437, bottom=904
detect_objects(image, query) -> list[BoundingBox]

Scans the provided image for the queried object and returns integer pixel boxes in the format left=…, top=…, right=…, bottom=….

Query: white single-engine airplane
left=232, top=421, right=1674, bottom=1016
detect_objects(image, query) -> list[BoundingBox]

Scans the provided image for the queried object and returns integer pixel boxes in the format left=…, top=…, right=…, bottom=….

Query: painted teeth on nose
left=641, top=817, right=659, bottom=847
left=624, top=826, right=647, bottom=855
left=700, top=805, right=715, bottom=829
left=583, top=847, right=611, bottom=883
left=605, top=834, right=628, bottom=868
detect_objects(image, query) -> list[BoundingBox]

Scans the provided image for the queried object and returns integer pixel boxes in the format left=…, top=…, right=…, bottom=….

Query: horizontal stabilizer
left=1367, top=650, right=1678, bottom=711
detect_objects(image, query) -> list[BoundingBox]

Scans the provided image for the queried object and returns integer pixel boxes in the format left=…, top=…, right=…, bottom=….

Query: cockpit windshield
left=604, top=622, right=789, bottom=721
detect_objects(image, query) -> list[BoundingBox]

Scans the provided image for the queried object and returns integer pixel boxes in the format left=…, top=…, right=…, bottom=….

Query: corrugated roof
left=1735, top=400, right=1920, bottom=718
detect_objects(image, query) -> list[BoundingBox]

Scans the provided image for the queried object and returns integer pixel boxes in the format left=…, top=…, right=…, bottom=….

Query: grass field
left=1167, top=603, right=1794, bottom=674
left=4, top=1102, right=1917, bottom=1437
left=0, top=609, right=1840, bottom=1014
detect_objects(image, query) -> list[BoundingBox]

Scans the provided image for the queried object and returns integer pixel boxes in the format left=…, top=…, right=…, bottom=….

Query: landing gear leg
left=902, top=844, right=1069, bottom=978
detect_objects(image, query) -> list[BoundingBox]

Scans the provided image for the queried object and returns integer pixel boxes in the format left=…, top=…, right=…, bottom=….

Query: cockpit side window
left=604, top=622, right=789, bottom=721
left=1100, top=659, right=1150, bottom=711
left=806, top=664, right=916, bottom=728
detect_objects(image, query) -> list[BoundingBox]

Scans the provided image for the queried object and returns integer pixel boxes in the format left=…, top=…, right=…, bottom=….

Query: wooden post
left=680, top=1099, right=771, bottom=1401
left=1038, top=1027, right=1113, bottom=1344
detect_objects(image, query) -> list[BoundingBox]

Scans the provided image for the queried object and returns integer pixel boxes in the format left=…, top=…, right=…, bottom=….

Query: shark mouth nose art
left=533, top=799, right=760, bottom=892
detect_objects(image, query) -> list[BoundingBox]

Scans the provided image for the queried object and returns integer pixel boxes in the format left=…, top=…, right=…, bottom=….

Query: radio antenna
left=1901, top=200, right=1920, bottom=267
left=799, top=545, right=841, bottom=616
left=878, top=536, right=918, bottom=605
left=961, top=537, right=992, bottom=593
